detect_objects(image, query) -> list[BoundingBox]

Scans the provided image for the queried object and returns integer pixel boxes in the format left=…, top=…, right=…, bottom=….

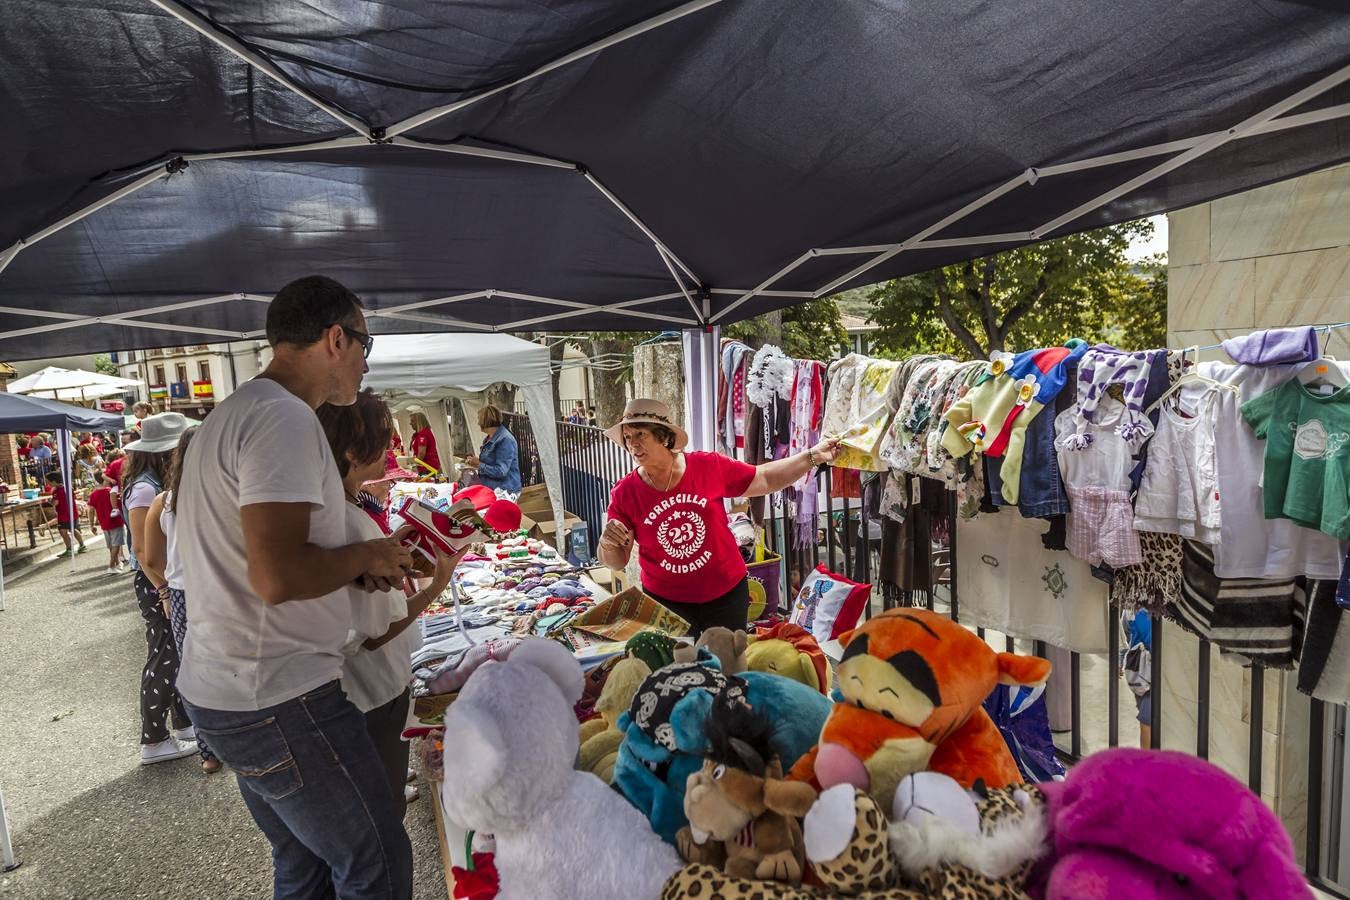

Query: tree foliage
left=723, top=298, right=848, bottom=361
left=865, top=221, right=1166, bottom=360
left=94, top=354, right=118, bottom=376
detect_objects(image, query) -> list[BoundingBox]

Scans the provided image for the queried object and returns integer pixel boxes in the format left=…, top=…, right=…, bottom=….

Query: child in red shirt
left=88, top=483, right=125, bottom=573
left=46, top=472, right=87, bottom=558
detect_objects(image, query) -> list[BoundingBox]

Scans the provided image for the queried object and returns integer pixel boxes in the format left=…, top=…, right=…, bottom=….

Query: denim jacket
left=477, top=426, right=522, bottom=493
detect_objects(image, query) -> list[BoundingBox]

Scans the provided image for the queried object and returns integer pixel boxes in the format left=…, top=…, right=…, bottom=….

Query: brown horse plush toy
left=677, top=696, right=819, bottom=885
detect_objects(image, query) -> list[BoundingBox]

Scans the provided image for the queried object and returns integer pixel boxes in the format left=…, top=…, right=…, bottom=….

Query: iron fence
left=513, top=414, right=1347, bottom=892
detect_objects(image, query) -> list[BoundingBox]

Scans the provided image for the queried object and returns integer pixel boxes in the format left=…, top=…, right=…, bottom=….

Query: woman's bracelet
left=806, top=447, right=819, bottom=466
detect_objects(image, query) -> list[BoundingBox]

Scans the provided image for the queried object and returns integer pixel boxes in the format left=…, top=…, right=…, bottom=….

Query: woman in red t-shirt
left=408, top=412, right=440, bottom=473
left=600, top=399, right=838, bottom=636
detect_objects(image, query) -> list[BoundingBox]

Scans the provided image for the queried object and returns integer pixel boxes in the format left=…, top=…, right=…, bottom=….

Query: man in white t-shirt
left=177, top=275, right=416, bottom=899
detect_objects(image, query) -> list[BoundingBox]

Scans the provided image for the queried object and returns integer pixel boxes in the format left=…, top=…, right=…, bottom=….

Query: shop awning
left=1, top=0, right=1347, bottom=358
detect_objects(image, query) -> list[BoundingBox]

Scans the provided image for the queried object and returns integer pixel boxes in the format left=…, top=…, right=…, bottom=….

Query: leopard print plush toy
left=661, top=776, right=1046, bottom=899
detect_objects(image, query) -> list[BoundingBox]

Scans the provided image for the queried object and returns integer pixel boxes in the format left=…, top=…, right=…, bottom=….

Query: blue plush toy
left=611, top=651, right=832, bottom=843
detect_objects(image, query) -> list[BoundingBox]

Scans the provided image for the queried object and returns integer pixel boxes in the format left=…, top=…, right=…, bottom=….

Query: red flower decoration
left=451, top=852, right=499, bottom=900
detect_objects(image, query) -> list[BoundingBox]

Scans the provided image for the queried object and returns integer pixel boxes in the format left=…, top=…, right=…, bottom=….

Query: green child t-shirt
left=1241, top=377, right=1350, bottom=540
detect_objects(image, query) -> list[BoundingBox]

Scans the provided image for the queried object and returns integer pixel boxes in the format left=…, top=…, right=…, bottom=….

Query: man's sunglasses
left=340, top=325, right=374, bottom=359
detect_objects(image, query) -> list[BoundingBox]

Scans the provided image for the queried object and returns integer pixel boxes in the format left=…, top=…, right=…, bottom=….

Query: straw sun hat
left=603, top=399, right=689, bottom=452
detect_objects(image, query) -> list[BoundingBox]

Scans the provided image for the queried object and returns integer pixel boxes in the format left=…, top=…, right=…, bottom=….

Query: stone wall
left=1163, top=161, right=1350, bottom=865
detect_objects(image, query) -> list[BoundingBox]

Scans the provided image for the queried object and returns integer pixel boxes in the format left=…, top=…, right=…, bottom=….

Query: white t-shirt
left=1133, top=391, right=1222, bottom=544
left=160, top=491, right=184, bottom=591
left=341, top=506, right=416, bottom=713
left=1053, top=396, right=1134, bottom=492
left=176, top=378, right=353, bottom=712
left=1192, top=361, right=1349, bottom=579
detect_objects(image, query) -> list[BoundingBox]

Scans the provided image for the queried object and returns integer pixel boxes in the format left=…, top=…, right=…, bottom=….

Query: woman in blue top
left=466, top=404, right=522, bottom=493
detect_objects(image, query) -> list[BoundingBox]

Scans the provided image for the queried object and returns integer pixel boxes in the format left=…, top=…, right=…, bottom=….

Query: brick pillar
left=0, top=365, right=19, bottom=486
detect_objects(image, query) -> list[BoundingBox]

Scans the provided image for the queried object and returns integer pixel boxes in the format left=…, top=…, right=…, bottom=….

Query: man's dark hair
left=266, top=275, right=365, bottom=348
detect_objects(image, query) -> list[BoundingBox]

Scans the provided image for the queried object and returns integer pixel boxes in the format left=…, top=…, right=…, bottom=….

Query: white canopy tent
left=361, top=332, right=565, bottom=539
left=7, top=367, right=143, bottom=403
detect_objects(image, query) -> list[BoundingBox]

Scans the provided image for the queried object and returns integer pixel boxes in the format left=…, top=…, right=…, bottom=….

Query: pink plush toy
left=1029, top=748, right=1311, bottom=900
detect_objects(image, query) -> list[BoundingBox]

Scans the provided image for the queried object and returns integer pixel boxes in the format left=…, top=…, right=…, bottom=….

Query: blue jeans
left=186, top=681, right=412, bottom=900
left=985, top=404, right=1067, bottom=518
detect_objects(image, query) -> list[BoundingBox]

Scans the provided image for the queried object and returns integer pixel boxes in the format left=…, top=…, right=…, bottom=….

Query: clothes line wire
left=1190, top=321, right=1350, bottom=353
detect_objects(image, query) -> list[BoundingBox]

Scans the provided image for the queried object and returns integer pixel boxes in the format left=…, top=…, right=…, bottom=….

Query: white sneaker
left=139, top=738, right=197, bottom=766
left=171, top=725, right=196, bottom=742
left=106, top=567, right=120, bottom=576
left=404, top=784, right=420, bottom=804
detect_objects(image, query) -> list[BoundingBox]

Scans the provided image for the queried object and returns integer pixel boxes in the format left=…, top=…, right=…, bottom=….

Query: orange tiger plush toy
left=788, top=608, right=1050, bottom=807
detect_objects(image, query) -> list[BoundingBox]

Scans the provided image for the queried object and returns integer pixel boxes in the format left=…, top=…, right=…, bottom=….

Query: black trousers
left=363, top=687, right=412, bottom=819
left=133, top=571, right=190, bottom=744
left=647, top=576, right=751, bottom=638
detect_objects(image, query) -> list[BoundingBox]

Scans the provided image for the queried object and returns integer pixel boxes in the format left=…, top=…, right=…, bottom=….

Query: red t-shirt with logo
left=88, top=486, right=121, bottom=531
left=606, top=451, right=756, bottom=604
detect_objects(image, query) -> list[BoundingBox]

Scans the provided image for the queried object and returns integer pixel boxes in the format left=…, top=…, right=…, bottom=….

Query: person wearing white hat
left=122, top=412, right=199, bottom=766
left=599, top=398, right=840, bottom=636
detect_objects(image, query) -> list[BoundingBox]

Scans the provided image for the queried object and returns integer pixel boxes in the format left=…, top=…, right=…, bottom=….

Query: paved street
left=0, top=549, right=447, bottom=899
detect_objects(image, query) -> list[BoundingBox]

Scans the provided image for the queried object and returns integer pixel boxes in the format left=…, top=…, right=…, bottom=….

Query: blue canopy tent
left=0, top=392, right=120, bottom=872
left=0, top=1, right=1347, bottom=363
left=0, top=392, right=125, bottom=603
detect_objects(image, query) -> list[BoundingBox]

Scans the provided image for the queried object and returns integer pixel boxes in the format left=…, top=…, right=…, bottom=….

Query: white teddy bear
left=440, top=638, right=683, bottom=900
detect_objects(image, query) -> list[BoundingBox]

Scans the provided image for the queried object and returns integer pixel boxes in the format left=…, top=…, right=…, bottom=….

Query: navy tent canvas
left=0, top=393, right=125, bottom=436
left=0, top=1, right=1348, bottom=357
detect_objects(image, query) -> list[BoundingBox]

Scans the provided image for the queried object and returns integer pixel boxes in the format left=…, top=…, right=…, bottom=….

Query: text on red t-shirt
left=606, top=451, right=756, bottom=604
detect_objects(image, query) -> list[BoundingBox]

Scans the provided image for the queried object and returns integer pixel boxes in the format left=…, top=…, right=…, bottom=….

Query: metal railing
left=513, top=415, right=1348, bottom=891
left=556, top=421, right=635, bottom=556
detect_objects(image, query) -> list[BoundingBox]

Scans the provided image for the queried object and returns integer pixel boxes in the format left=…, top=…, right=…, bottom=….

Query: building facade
left=115, top=340, right=271, bottom=416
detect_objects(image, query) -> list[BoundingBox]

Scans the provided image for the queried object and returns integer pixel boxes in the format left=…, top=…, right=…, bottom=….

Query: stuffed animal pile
left=440, top=614, right=1312, bottom=900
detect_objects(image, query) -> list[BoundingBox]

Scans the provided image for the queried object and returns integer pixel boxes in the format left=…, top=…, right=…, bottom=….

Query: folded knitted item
left=1221, top=326, right=1318, bottom=366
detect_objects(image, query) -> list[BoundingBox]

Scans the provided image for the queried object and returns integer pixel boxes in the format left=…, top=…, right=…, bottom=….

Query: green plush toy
left=627, top=630, right=678, bottom=673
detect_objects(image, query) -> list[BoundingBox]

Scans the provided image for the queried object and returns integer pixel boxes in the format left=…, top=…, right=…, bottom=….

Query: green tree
left=865, top=221, right=1165, bottom=360
left=93, top=354, right=118, bottom=376
left=563, top=299, right=847, bottom=428
left=724, top=298, right=848, bottom=361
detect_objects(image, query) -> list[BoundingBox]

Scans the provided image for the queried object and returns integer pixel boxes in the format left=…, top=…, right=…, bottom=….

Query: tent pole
left=1030, top=62, right=1350, bottom=240
left=385, top=0, right=727, bottom=137
left=389, top=137, right=577, bottom=170
left=805, top=65, right=1350, bottom=299
left=60, top=431, right=75, bottom=573
left=582, top=172, right=700, bottom=284
left=0, top=783, right=17, bottom=871
left=144, top=0, right=370, bottom=138
left=0, top=293, right=248, bottom=343
left=682, top=323, right=720, bottom=453
left=0, top=167, right=171, bottom=279
left=656, top=245, right=703, bottom=321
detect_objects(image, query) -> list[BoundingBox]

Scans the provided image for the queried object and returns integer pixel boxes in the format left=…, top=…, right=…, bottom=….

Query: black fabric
left=647, top=577, right=752, bottom=639
left=2, top=1, right=1349, bottom=358
left=134, top=572, right=191, bottom=745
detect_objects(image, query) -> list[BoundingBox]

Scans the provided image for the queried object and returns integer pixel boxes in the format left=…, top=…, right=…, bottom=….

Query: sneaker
left=171, top=725, right=196, bottom=742
left=406, top=767, right=416, bottom=784
left=404, top=784, right=420, bottom=804
left=105, top=567, right=119, bottom=576
left=76, top=545, right=88, bottom=554
left=53, top=549, right=72, bottom=560
left=139, top=738, right=197, bottom=766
